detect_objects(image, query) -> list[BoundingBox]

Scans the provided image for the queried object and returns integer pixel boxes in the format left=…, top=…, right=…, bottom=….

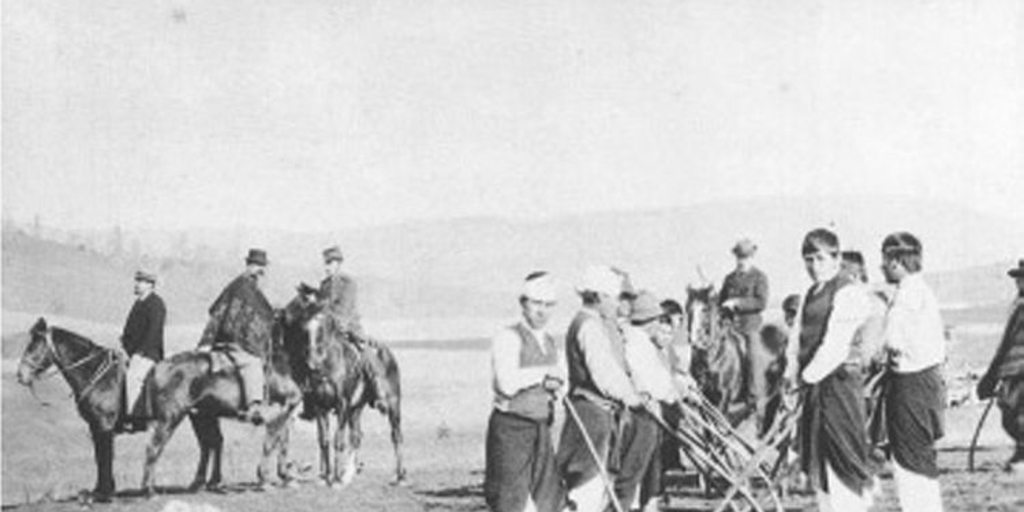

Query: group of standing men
left=484, top=265, right=697, bottom=512
left=484, top=229, right=952, bottom=512
left=116, top=245, right=369, bottom=432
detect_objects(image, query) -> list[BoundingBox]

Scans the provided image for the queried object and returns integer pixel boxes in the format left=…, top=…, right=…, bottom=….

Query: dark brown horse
left=15, top=317, right=303, bottom=501
left=279, top=292, right=406, bottom=486
left=685, top=285, right=747, bottom=426
left=16, top=319, right=125, bottom=502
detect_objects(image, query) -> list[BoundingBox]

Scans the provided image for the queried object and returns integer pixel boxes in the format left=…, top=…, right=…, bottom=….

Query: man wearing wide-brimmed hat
left=116, top=269, right=166, bottom=433
left=484, top=272, right=565, bottom=512
left=198, top=248, right=275, bottom=424
left=978, top=259, right=1024, bottom=470
left=556, top=265, right=642, bottom=512
left=719, top=237, right=770, bottom=430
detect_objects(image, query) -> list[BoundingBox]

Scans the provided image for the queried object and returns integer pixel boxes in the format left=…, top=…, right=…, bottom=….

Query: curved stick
left=562, top=397, right=625, bottom=512
left=968, top=396, right=997, bottom=472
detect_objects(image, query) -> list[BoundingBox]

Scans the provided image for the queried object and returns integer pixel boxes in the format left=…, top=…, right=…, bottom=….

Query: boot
left=299, top=394, right=317, bottom=421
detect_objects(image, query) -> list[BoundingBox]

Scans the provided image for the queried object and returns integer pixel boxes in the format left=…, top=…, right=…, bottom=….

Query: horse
left=15, top=317, right=303, bottom=501
left=684, top=284, right=747, bottom=427
left=279, top=291, right=406, bottom=486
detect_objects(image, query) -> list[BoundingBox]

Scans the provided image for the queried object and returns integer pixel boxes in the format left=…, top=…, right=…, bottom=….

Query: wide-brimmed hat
left=323, top=246, right=344, bottom=263
left=1009, top=259, right=1024, bottom=278
left=245, top=248, right=268, bottom=266
left=523, top=272, right=557, bottom=302
left=732, top=238, right=757, bottom=258
left=134, top=270, right=157, bottom=284
left=577, top=265, right=622, bottom=297
left=630, top=291, right=664, bottom=324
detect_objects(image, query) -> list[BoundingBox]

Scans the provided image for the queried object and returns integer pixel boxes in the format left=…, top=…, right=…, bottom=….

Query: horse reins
left=27, top=328, right=119, bottom=404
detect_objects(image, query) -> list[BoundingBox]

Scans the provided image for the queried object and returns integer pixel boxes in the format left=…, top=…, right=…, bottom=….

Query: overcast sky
left=3, top=0, right=1022, bottom=231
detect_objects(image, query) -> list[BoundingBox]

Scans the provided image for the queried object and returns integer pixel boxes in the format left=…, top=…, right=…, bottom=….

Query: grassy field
left=2, top=315, right=1024, bottom=511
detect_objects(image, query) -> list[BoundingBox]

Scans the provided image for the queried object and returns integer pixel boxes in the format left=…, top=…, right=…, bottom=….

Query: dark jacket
left=979, top=298, right=1024, bottom=398
left=121, top=293, right=166, bottom=361
left=320, top=272, right=363, bottom=336
left=198, top=273, right=274, bottom=358
left=719, top=266, right=769, bottom=332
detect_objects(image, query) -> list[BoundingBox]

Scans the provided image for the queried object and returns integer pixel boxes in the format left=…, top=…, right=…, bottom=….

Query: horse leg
left=207, top=419, right=224, bottom=491
left=258, top=405, right=293, bottom=488
left=141, top=414, right=185, bottom=496
left=187, top=414, right=212, bottom=492
left=89, top=425, right=115, bottom=501
left=341, top=407, right=363, bottom=486
left=386, top=398, right=407, bottom=484
left=316, top=413, right=332, bottom=485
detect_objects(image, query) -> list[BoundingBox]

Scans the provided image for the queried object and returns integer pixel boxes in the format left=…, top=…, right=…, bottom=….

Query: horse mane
left=33, top=319, right=103, bottom=352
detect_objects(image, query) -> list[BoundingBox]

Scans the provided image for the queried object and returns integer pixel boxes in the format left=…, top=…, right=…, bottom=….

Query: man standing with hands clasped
left=485, top=272, right=566, bottom=512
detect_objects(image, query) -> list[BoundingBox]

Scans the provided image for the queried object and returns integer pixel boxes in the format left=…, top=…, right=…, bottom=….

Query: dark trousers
left=485, top=410, right=562, bottom=512
left=614, top=409, right=660, bottom=509
left=887, top=366, right=945, bottom=477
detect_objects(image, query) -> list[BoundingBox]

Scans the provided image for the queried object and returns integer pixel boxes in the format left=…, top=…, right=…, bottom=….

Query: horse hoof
left=187, top=480, right=205, bottom=493
left=206, top=482, right=226, bottom=493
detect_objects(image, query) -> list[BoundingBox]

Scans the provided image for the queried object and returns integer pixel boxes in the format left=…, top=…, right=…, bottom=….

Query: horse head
left=17, top=318, right=56, bottom=386
left=685, top=284, right=717, bottom=350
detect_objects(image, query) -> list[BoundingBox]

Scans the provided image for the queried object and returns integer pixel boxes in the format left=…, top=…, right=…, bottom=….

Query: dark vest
left=565, top=311, right=628, bottom=405
left=798, top=276, right=851, bottom=370
left=504, top=323, right=559, bottom=421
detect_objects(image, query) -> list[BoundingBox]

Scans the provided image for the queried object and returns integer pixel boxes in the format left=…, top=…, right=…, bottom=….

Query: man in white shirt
left=785, top=228, right=872, bottom=512
left=557, top=265, right=643, bottom=512
left=618, top=291, right=682, bottom=512
left=485, top=272, right=566, bottom=512
left=880, top=232, right=946, bottom=512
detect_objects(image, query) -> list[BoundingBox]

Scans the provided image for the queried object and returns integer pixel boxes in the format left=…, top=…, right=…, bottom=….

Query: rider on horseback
left=117, top=269, right=166, bottom=433
left=198, top=248, right=275, bottom=425
left=311, top=246, right=388, bottom=413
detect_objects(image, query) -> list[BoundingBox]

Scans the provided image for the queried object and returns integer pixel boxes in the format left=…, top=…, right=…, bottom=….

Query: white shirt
left=491, top=321, right=566, bottom=403
left=576, top=309, right=641, bottom=405
left=883, top=273, right=947, bottom=373
left=622, top=325, right=678, bottom=402
left=789, top=279, right=873, bottom=384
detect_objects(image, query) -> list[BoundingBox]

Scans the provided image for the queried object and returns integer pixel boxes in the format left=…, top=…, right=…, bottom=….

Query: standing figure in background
left=198, top=248, right=275, bottom=424
left=117, top=270, right=166, bottom=433
left=719, top=237, right=771, bottom=430
left=485, top=272, right=565, bottom=512
left=978, top=259, right=1024, bottom=471
left=879, top=232, right=946, bottom=512
left=787, top=228, right=872, bottom=512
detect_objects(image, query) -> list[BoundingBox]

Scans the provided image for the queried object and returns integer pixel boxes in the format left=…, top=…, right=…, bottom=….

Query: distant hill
left=5, top=195, right=1022, bottom=331
left=0, top=229, right=510, bottom=327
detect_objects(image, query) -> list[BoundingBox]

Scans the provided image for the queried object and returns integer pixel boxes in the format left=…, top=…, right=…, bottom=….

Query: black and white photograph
left=2, top=1, right=1023, bottom=511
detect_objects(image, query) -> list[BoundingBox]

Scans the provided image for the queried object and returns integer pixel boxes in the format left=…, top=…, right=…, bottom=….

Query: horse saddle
left=206, top=347, right=240, bottom=375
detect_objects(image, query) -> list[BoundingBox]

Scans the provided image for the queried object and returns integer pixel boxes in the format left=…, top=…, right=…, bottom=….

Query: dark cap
left=245, top=248, right=268, bottom=266
left=782, top=294, right=801, bottom=314
left=134, top=270, right=157, bottom=284
left=323, top=246, right=344, bottom=263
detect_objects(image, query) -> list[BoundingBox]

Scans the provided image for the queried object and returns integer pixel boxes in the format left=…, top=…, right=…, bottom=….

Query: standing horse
left=685, top=285, right=748, bottom=427
left=16, top=319, right=125, bottom=502
left=279, top=292, right=406, bottom=486
left=15, top=317, right=303, bottom=501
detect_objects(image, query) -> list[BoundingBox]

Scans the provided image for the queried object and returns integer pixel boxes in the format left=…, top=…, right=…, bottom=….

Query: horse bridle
left=23, top=327, right=117, bottom=403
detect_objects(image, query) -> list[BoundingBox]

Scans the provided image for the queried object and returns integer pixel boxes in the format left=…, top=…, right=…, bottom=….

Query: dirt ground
left=3, top=344, right=1024, bottom=512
